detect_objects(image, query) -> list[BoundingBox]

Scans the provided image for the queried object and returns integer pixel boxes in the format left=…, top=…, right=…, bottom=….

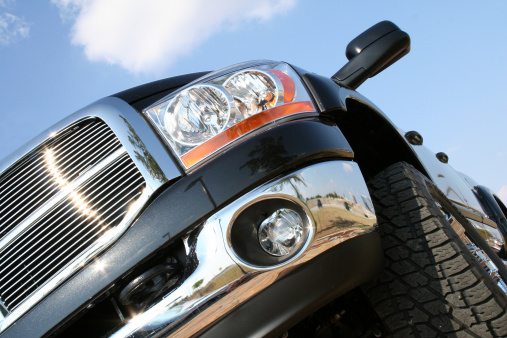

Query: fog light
left=258, top=208, right=305, bottom=256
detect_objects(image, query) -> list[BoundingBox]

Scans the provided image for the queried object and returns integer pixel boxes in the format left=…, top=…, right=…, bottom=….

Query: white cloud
left=51, top=0, right=86, bottom=21
left=51, top=0, right=296, bottom=74
left=0, top=0, right=15, bottom=9
left=0, top=12, right=29, bottom=45
left=342, top=163, right=354, bottom=173
left=497, top=185, right=507, bottom=205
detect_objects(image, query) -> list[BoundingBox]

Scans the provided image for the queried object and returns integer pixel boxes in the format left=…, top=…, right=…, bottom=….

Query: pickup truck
left=0, top=21, right=505, bottom=337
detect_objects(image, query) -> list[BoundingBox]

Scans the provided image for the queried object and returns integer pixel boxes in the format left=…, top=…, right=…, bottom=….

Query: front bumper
left=112, top=160, right=378, bottom=337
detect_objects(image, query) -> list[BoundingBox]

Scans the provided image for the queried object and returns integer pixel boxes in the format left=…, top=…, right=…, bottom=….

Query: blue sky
left=1, top=0, right=506, bottom=202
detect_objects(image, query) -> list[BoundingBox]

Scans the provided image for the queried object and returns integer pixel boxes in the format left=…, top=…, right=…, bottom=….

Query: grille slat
left=0, top=147, right=51, bottom=192
left=4, top=195, right=138, bottom=308
left=0, top=157, right=47, bottom=205
left=0, top=178, right=57, bottom=224
left=0, top=145, right=127, bottom=257
left=48, top=127, right=115, bottom=181
left=50, top=122, right=105, bottom=159
left=0, top=119, right=123, bottom=241
left=0, top=199, right=82, bottom=275
left=52, top=126, right=113, bottom=178
left=0, top=118, right=146, bottom=312
left=47, top=123, right=101, bottom=165
left=0, top=204, right=97, bottom=286
left=0, top=162, right=52, bottom=211
left=0, top=160, right=139, bottom=273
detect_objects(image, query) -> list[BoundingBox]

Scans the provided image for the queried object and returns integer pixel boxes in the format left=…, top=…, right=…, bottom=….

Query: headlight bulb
left=163, top=84, right=232, bottom=146
left=224, top=70, right=278, bottom=117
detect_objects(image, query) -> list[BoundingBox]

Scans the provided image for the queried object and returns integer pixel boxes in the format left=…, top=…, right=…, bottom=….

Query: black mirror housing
left=332, top=21, right=410, bottom=90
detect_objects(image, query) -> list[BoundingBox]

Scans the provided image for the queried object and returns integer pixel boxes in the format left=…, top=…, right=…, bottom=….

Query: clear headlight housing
left=144, top=61, right=316, bottom=169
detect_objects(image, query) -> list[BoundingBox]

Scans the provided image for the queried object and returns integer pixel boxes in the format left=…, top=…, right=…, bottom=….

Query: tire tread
left=363, top=162, right=507, bottom=337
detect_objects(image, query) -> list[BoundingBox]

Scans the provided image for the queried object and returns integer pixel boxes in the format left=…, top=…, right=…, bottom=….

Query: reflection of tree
left=273, top=174, right=306, bottom=202
left=331, top=217, right=356, bottom=229
left=240, top=136, right=296, bottom=174
left=192, top=279, right=204, bottom=290
left=477, top=228, right=493, bottom=239
left=120, top=117, right=166, bottom=182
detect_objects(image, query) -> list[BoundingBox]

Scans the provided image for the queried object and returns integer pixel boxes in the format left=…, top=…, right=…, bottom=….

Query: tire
left=362, top=162, right=507, bottom=337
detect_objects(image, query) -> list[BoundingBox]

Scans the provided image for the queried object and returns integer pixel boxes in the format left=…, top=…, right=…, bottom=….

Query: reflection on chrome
left=112, top=160, right=376, bottom=337
left=0, top=298, right=7, bottom=322
left=466, top=240, right=507, bottom=295
left=45, top=148, right=99, bottom=219
left=441, top=206, right=507, bottom=296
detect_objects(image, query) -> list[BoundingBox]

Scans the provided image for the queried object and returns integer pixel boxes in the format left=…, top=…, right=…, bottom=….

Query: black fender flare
left=301, top=71, right=428, bottom=182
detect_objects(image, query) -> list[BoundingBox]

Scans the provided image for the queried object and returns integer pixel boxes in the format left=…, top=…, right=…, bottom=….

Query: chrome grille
left=0, top=119, right=121, bottom=241
left=0, top=118, right=146, bottom=312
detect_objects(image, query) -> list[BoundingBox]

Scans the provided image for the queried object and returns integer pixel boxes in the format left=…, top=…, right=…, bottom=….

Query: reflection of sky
left=298, top=162, right=369, bottom=203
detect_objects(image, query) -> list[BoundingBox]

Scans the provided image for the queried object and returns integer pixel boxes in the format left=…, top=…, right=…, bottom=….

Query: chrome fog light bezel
left=228, top=197, right=313, bottom=267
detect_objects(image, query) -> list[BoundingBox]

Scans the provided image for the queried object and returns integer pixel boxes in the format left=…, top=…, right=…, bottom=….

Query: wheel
left=362, top=162, right=507, bottom=337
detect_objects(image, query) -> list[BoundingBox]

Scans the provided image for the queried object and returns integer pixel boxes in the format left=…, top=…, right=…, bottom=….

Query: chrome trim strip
left=454, top=203, right=498, bottom=228
left=0, top=297, right=8, bottom=320
left=112, top=160, right=376, bottom=337
left=0, top=147, right=126, bottom=253
left=438, top=203, right=507, bottom=295
left=466, top=240, right=507, bottom=294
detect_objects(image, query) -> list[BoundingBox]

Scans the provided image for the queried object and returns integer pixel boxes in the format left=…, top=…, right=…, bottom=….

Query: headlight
left=144, top=61, right=316, bottom=169
left=163, top=84, right=232, bottom=146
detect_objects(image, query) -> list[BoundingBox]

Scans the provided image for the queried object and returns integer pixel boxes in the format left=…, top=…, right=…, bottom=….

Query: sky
left=1, top=0, right=506, bottom=203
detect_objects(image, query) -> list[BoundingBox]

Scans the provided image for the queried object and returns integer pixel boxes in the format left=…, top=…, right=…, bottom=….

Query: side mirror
left=332, top=21, right=410, bottom=90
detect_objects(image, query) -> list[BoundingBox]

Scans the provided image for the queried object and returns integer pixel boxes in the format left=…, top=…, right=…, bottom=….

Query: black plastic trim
left=110, top=72, right=210, bottom=112
left=296, top=67, right=429, bottom=182
left=332, top=21, right=410, bottom=90
left=301, top=73, right=346, bottom=114
left=201, top=232, right=383, bottom=338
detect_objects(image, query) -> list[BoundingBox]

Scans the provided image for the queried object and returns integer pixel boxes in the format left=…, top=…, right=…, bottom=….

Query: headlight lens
left=163, top=84, right=232, bottom=146
left=224, top=70, right=278, bottom=116
left=144, top=61, right=315, bottom=169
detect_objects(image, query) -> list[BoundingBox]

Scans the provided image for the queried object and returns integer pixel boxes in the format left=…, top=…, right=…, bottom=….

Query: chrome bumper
left=112, top=160, right=376, bottom=337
